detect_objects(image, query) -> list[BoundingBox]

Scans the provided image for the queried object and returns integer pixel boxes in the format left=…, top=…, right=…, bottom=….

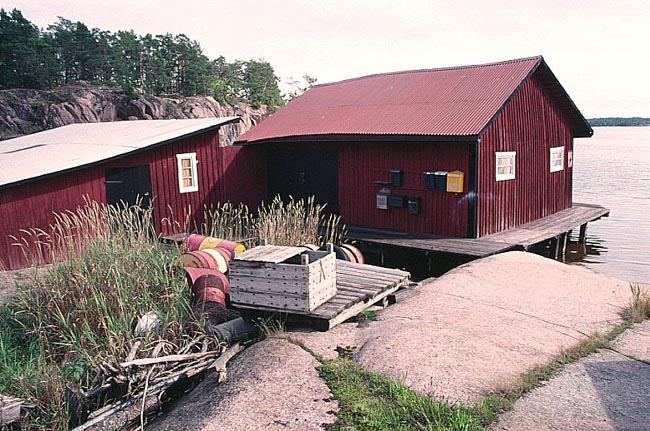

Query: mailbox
left=434, top=171, right=448, bottom=190
left=376, top=189, right=389, bottom=210
left=446, top=170, right=464, bottom=193
left=390, top=169, right=403, bottom=187
left=388, top=194, right=407, bottom=208
left=423, top=171, right=435, bottom=190
left=407, top=197, right=421, bottom=215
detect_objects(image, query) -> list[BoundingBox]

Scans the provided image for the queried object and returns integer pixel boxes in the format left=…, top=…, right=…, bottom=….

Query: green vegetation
left=1, top=201, right=208, bottom=429
left=1, top=195, right=346, bottom=428
left=626, top=284, right=650, bottom=323
left=588, top=117, right=650, bottom=127
left=319, top=358, right=483, bottom=431
left=180, top=195, right=346, bottom=248
left=0, top=8, right=284, bottom=108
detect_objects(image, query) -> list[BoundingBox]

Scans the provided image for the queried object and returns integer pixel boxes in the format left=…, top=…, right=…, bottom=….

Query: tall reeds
left=199, top=195, right=347, bottom=247
left=3, top=200, right=200, bottom=429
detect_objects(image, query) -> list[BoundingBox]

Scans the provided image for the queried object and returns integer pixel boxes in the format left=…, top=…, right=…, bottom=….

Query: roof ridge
left=314, top=56, right=543, bottom=88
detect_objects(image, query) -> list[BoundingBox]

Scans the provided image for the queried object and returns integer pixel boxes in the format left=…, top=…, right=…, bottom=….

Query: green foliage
left=1, top=200, right=206, bottom=428
left=193, top=195, right=346, bottom=248
left=241, top=59, right=284, bottom=109
left=319, top=358, right=483, bottom=431
left=0, top=8, right=58, bottom=89
left=0, top=8, right=287, bottom=108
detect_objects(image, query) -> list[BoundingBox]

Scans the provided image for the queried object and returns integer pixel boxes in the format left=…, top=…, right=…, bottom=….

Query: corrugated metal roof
left=0, top=118, right=239, bottom=188
left=237, top=56, right=591, bottom=144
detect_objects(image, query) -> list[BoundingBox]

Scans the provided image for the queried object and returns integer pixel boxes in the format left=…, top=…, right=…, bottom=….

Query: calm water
left=572, top=127, right=650, bottom=285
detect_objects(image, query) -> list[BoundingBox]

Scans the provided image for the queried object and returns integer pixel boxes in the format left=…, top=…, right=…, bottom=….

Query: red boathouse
left=0, top=118, right=264, bottom=270
left=236, top=56, right=593, bottom=239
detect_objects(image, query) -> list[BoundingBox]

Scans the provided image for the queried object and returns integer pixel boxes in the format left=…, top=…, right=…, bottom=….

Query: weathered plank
left=346, top=203, right=609, bottom=258
left=1, top=395, right=24, bottom=426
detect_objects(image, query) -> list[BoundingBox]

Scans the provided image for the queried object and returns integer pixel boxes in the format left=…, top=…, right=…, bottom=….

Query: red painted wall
left=337, top=141, right=469, bottom=236
left=0, top=131, right=265, bottom=270
left=476, top=71, right=574, bottom=237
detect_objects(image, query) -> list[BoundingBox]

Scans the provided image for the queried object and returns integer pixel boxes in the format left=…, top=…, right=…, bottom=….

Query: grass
left=163, top=194, right=347, bottom=248
left=1, top=200, right=209, bottom=429
left=318, top=358, right=483, bottom=431
left=626, top=283, right=650, bottom=323
left=318, top=290, right=647, bottom=430
left=1, top=195, right=347, bottom=429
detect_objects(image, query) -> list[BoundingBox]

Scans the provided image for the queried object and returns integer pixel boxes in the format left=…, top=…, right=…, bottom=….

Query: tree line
left=0, top=8, right=284, bottom=108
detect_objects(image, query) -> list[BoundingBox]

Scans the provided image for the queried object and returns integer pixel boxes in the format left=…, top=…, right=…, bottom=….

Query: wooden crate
left=229, top=245, right=337, bottom=312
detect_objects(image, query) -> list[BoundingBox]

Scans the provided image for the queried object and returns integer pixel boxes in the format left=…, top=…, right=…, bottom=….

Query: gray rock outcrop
left=0, top=83, right=268, bottom=145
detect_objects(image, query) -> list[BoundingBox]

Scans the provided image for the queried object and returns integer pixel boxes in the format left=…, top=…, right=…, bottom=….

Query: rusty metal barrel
left=176, top=247, right=230, bottom=273
left=341, top=244, right=364, bottom=264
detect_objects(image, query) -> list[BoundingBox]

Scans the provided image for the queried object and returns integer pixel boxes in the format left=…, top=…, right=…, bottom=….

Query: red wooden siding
left=338, top=141, right=469, bottom=237
left=0, top=131, right=265, bottom=270
left=476, top=71, right=574, bottom=237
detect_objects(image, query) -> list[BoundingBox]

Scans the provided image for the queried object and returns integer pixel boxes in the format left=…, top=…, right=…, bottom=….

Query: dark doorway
left=267, top=149, right=339, bottom=212
left=105, top=165, right=152, bottom=209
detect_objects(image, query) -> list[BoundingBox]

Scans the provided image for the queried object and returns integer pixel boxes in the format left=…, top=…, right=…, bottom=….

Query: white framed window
left=176, top=153, right=198, bottom=193
left=495, top=151, right=516, bottom=181
left=550, top=146, right=565, bottom=172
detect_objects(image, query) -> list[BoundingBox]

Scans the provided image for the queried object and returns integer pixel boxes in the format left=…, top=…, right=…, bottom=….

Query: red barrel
left=183, top=234, right=207, bottom=252
left=198, top=236, right=222, bottom=250
left=183, top=267, right=231, bottom=294
left=193, top=286, right=226, bottom=305
left=202, top=247, right=230, bottom=273
left=341, top=244, right=365, bottom=265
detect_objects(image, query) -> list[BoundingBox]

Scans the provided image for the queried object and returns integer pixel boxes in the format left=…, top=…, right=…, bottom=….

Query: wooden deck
left=347, top=203, right=609, bottom=259
left=234, top=260, right=410, bottom=331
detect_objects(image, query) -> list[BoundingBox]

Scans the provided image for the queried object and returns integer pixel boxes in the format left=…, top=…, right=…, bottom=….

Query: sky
left=3, top=0, right=649, bottom=117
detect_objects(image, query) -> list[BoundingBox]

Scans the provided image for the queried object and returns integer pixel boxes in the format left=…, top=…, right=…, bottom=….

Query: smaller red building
left=236, top=56, right=593, bottom=239
left=0, top=118, right=265, bottom=270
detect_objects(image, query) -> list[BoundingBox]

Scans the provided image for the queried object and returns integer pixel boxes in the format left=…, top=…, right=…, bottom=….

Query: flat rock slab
left=149, top=338, right=337, bottom=431
left=292, top=251, right=630, bottom=404
left=490, top=320, right=650, bottom=431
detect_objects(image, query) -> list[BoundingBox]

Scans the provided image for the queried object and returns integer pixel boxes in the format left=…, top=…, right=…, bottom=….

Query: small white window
left=550, top=146, right=565, bottom=172
left=495, top=151, right=516, bottom=181
left=176, top=153, right=198, bottom=193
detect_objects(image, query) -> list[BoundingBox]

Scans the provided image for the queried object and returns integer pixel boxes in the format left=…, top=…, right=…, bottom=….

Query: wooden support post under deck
left=578, top=223, right=588, bottom=254
left=550, top=236, right=560, bottom=260
left=558, top=232, right=568, bottom=262
left=578, top=223, right=588, bottom=243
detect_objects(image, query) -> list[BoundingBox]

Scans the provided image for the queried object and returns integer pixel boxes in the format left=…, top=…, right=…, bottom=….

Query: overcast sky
left=4, top=0, right=649, bottom=117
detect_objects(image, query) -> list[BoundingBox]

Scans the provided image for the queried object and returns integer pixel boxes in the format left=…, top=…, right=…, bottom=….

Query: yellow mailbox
left=446, top=170, right=464, bottom=193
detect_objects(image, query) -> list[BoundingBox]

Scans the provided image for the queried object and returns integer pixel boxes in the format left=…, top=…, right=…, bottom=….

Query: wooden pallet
left=1, top=395, right=24, bottom=426
left=234, top=260, right=410, bottom=331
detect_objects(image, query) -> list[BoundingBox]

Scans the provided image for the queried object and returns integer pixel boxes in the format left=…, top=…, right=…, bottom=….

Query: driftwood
left=119, top=350, right=221, bottom=368
left=1, top=395, right=25, bottom=425
left=71, top=342, right=243, bottom=431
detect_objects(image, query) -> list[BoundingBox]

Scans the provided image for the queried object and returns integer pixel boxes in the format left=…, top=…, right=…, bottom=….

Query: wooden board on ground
left=1, top=395, right=24, bottom=425
left=233, top=260, right=410, bottom=331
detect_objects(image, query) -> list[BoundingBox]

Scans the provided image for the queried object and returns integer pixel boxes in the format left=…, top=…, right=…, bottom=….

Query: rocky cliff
left=0, top=84, right=268, bottom=145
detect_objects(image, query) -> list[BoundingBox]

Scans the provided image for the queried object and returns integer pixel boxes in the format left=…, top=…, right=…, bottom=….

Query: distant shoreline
left=588, top=117, right=650, bottom=127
